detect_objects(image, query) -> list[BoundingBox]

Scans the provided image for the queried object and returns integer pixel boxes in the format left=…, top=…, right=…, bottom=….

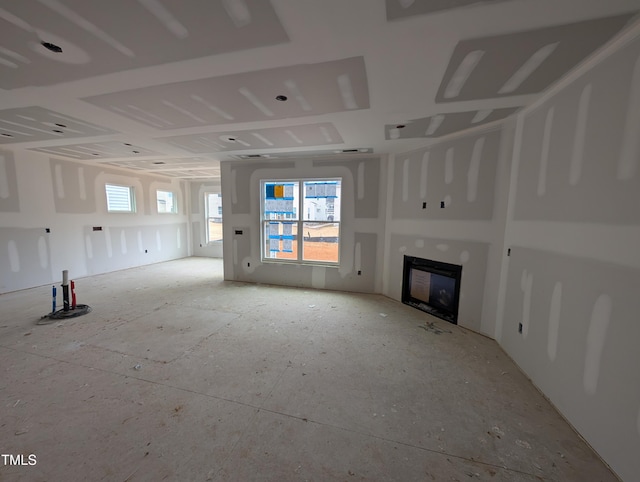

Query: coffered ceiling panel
left=106, top=157, right=219, bottom=171
left=435, top=13, right=635, bottom=103
left=231, top=148, right=373, bottom=160
left=29, top=141, right=158, bottom=160
left=385, top=107, right=519, bottom=139
left=160, top=123, right=344, bottom=153
left=0, top=0, right=289, bottom=89
left=82, top=57, right=369, bottom=129
left=159, top=168, right=221, bottom=179
left=0, top=106, right=115, bottom=144
left=385, top=0, right=511, bottom=20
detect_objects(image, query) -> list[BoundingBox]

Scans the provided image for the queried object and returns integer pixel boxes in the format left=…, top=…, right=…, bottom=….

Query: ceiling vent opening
left=342, top=149, right=358, bottom=153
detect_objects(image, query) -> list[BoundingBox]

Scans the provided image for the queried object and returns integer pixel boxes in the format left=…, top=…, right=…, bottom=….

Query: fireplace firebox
left=401, top=255, right=462, bottom=324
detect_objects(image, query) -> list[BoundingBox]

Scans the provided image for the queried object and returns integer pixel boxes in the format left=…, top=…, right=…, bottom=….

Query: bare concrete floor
left=0, top=258, right=617, bottom=481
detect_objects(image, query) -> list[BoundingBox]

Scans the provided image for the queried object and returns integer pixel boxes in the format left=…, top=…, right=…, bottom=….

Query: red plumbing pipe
left=71, top=280, right=77, bottom=310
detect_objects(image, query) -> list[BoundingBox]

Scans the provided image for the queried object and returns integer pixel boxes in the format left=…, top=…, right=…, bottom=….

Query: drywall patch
left=85, top=235, right=93, bottom=259
left=617, top=54, right=640, bottom=181
left=445, top=147, right=454, bottom=184
left=177, top=227, right=181, bottom=249
left=547, top=281, right=562, bottom=361
left=105, top=227, right=113, bottom=258
left=420, top=151, right=429, bottom=199
left=78, top=166, right=87, bottom=200
left=460, top=250, right=470, bottom=263
left=231, top=169, right=238, bottom=204
left=8, top=240, right=19, bottom=272
left=402, top=158, right=410, bottom=202
left=521, top=269, right=533, bottom=338
left=0, top=154, right=9, bottom=199
left=156, top=230, right=162, bottom=252
left=54, top=163, right=65, bottom=199
left=415, top=239, right=425, bottom=248
left=120, top=230, right=127, bottom=255
left=467, top=136, right=484, bottom=202
left=233, top=239, right=238, bottom=265
left=355, top=242, right=362, bottom=272
left=311, top=266, right=326, bottom=289
left=37, top=236, right=48, bottom=269
left=584, top=293, right=612, bottom=395
left=537, top=106, right=554, bottom=196
left=357, top=162, right=365, bottom=200
left=569, top=84, right=591, bottom=186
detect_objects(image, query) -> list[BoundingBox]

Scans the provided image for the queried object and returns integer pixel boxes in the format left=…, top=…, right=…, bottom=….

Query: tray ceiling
left=0, top=0, right=637, bottom=180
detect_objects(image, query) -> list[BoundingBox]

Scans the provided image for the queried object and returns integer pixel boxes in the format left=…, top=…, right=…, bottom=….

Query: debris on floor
left=379, top=313, right=387, bottom=317
left=419, top=321, right=452, bottom=335
left=133, top=364, right=142, bottom=370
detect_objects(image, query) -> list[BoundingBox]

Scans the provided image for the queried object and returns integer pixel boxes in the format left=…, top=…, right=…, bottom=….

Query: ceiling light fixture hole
left=52, top=129, right=64, bottom=134
left=41, top=41, right=63, bottom=53
left=275, top=95, right=288, bottom=101
left=132, top=150, right=140, bottom=154
left=153, top=161, right=165, bottom=165
left=124, top=143, right=132, bottom=146
left=55, top=123, right=67, bottom=128
left=1, top=133, right=13, bottom=137
left=396, top=124, right=406, bottom=129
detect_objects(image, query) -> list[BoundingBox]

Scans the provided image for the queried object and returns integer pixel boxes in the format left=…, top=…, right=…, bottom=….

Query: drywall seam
left=525, top=16, right=640, bottom=114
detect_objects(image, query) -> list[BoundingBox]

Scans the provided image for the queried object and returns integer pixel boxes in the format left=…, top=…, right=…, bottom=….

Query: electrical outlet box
left=518, top=323, right=523, bottom=333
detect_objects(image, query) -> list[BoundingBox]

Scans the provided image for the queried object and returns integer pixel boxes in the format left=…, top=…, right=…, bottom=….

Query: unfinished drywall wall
left=0, top=150, right=188, bottom=293
left=497, top=32, right=640, bottom=481
left=384, top=127, right=510, bottom=334
left=220, top=157, right=384, bottom=293
left=0, top=150, right=20, bottom=213
left=190, top=179, right=223, bottom=258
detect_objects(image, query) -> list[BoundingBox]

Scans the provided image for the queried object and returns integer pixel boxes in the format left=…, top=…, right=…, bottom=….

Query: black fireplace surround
left=401, top=255, right=462, bottom=324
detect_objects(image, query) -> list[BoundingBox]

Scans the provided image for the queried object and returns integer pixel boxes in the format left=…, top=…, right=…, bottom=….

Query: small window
left=106, top=184, right=135, bottom=213
left=156, top=190, right=177, bottom=214
left=205, top=192, right=223, bottom=243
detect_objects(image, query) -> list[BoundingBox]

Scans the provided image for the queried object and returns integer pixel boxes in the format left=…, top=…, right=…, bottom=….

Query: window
left=105, top=184, right=135, bottom=213
left=156, top=190, right=177, bottom=214
left=205, top=192, right=223, bottom=243
left=261, top=179, right=341, bottom=264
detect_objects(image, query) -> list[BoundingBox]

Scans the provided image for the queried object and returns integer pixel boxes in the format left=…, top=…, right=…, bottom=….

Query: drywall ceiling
left=0, top=0, right=638, bottom=180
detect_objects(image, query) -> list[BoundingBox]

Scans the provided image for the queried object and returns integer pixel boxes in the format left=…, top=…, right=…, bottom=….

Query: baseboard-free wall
left=220, top=156, right=386, bottom=293
left=496, top=31, right=640, bottom=482
left=0, top=149, right=189, bottom=293
left=383, top=126, right=512, bottom=335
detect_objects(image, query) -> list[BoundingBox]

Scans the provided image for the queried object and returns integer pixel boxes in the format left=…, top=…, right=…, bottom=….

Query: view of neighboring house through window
left=205, top=192, right=223, bottom=243
left=105, top=184, right=135, bottom=213
left=261, top=179, right=341, bottom=264
left=156, top=190, right=177, bottom=213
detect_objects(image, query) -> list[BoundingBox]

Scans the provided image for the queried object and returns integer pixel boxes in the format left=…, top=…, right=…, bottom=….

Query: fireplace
left=401, top=255, right=462, bottom=324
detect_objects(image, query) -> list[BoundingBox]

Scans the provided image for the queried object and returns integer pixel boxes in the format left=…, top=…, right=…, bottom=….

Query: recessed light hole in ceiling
left=124, top=143, right=132, bottom=146
left=153, top=161, right=165, bottom=165
left=1, top=133, right=13, bottom=137
left=52, top=129, right=64, bottom=133
left=55, top=123, right=67, bottom=128
left=132, top=150, right=140, bottom=154
left=41, top=41, right=63, bottom=53
left=275, top=95, right=288, bottom=101
left=396, top=125, right=405, bottom=129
